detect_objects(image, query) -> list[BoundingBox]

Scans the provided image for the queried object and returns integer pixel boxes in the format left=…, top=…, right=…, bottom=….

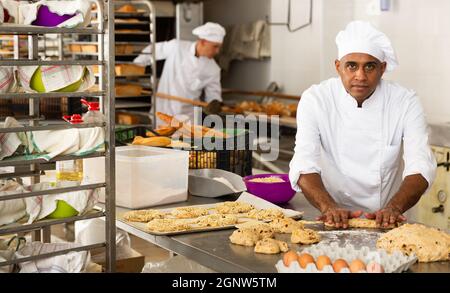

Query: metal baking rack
left=66, top=0, right=157, bottom=122
left=0, top=0, right=116, bottom=272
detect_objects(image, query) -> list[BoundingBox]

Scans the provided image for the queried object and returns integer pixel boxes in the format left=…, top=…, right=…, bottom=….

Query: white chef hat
left=192, top=22, right=226, bottom=43
left=336, top=21, right=398, bottom=71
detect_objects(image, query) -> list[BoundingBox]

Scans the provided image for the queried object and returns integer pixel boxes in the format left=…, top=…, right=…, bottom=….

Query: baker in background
left=134, top=22, right=225, bottom=125
left=289, top=21, right=436, bottom=229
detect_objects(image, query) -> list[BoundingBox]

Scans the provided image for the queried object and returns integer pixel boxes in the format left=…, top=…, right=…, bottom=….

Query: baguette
left=146, top=126, right=177, bottom=137
left=117, top=4, right=137, bottom=13
left=156, top=112, right=228, bottom=138
left=132, top=136, right=172, bottom=147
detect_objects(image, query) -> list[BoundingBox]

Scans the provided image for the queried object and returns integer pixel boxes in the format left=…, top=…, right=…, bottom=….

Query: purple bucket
left=32, top=6, right=75, bottom=27
left=243, top=174, right=296, bottom=204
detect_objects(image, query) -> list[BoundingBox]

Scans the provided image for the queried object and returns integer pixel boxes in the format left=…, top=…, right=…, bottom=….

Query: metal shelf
left=0, top=91, right=105, bottom=99
left=114, top=12, right=150, bottom=17
left=116, top=31, right=150, bottom=35
left=115, top=21, right=150, bottom=25
left=0, top=152, right=106, bottom=168
left=0, top=24, right=103, bottom=35
left=115, top=101, right=151, bottom=109
left=113, top=1, right=156, bottom=117
left=0, top=0, right=116, bottom=272
left=0, top=243, right=106, bottom=267
left=0, top=122, right=106, bottom=134
left=0, top=59, right=103, bottom=66
left=0, top=210, right=105, bottom=236
left=116, top=95, right=152, bottom=99
left=0, top=182, right=106, bottom=202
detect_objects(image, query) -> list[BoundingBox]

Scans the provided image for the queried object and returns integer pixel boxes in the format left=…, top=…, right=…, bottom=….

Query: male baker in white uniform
left=289, top=21, right=436, bottom=228
left=134, top=22, right=225, bottom=125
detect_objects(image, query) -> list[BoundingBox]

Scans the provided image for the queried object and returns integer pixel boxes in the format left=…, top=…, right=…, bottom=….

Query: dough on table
left=324, top=218, right=396, bottom=229
left=195, top=214, right=238, bottom=227
left=376, top=223, right=450, bottom=262
left=215, top=201, right=255, bottom=214
left=291, top=228, right=321, bottom=245
left=170, top=206, right=209, bottom=219
left=123, top=209, right=165, bottom=222
left=246, top=208, right=285, bottom=221
left=269, top=217, right=304, bottom=233
left=254, top=238, right=289, bottom=254
left=229, top=228, right=261, bottom=246
left=146, top=219, right=191, bottom=233
left=229, top=223, right=275, bottom=246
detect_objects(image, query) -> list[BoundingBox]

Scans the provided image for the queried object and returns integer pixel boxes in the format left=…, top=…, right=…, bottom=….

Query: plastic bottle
left=57, top=114, right=84, bottom=184
left=81, top=99, right=106, bottom=124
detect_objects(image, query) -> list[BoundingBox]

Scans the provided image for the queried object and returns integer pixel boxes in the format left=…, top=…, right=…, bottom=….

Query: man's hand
left=318, top=206, right=363, bottom=229
left=364, top=206, right=406, bottom=228
left=205, top=99, right=223, bottom=115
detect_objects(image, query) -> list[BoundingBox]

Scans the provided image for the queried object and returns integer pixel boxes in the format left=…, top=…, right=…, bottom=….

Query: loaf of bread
left=116, top=4, right=137, bottom=13
left=132, top=136, right=172, bottom=147
left=69, top=44, right=82, bottom=52
left=146, top=127, right=177, bottom=137
left=115, top=84, right=142, bottom=97
left=69, top=44, right=97, bottom=53
left=115, top=64, right=145, bottom=76
left=116, top=44, right=134, bottom=55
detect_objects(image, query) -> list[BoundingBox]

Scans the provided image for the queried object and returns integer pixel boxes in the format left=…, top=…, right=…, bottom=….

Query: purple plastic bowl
left=32, top=6, right=75, bottom=27
left=243, top=174, right=296, bottom=204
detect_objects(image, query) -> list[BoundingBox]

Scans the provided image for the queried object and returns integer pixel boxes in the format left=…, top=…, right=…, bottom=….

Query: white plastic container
left=84, top=146, right=189, bottom=209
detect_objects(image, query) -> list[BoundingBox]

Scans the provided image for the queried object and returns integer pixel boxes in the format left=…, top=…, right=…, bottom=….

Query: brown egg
left=316, top=255, right=332, bottom=271
left=349, top=259, right=366, bottom=273
left=283, top=251, right=299, bottom=267
left=298, top=253, right=316, bottom=269
left=366, top=261, right=385, bottom=273
left=332, top=259, right=349, bottom=273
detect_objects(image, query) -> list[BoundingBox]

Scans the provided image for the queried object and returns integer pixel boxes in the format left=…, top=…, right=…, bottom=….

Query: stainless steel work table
left=112, top=194, right=450, bottom=273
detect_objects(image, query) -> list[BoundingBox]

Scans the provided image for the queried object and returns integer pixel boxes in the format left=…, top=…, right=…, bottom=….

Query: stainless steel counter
left=113, top=194, right=450, bottom=273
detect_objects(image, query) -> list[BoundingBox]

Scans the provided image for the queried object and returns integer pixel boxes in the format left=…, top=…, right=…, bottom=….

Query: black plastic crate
left=115, top=126, right=151, bottom=146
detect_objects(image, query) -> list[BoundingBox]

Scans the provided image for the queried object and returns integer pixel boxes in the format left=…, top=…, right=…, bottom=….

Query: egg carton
left=275, top=242, right=417, bottom=273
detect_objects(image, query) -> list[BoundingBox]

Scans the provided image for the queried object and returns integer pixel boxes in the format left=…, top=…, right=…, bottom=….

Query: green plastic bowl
left=46, top=200, right=79, bottom=219
left=30, top=67, right=83, bottom=93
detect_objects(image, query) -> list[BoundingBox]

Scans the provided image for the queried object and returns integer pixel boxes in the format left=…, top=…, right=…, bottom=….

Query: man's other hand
left=205, top=99, right=223, bottom=115
left=317, top=206, right=363, bottom=229
left=364, top=206, right=406, bottom=228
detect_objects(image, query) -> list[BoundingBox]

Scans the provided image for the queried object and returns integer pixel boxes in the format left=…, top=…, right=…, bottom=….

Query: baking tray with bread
left=119, top=195, right=303, bottom=236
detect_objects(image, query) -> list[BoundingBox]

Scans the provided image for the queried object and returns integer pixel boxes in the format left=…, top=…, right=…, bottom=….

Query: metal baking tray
left=188, top=169, right=247, bottom=198
left=117, top=203, right=303, bottom=236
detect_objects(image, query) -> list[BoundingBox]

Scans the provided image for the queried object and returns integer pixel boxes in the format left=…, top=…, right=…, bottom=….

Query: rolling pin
left=155, top=92, right=208, bottom=107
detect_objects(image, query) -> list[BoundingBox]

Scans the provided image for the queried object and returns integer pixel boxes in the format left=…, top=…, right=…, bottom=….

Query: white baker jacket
left=289, top=78, right=436, bottom=212
left=134, top=39, right=222, bottom=123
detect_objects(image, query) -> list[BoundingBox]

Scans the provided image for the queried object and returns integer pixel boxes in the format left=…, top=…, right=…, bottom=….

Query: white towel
left=0, top=0, right=91, bottom=28
left=1, top=117, right=105, bottom=161
left=25, top=181, right=99, bottom=223
left=0, top=117, right=26, bottom=161
left=30, top=126, right=105, bottom=160
left=0, top=67, right=15, bottom=94
left=16, top=242, right=91, bottom=273
left=218, top=20, right=271, bottom=72
left=0, top=180, right=27, bottom=226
